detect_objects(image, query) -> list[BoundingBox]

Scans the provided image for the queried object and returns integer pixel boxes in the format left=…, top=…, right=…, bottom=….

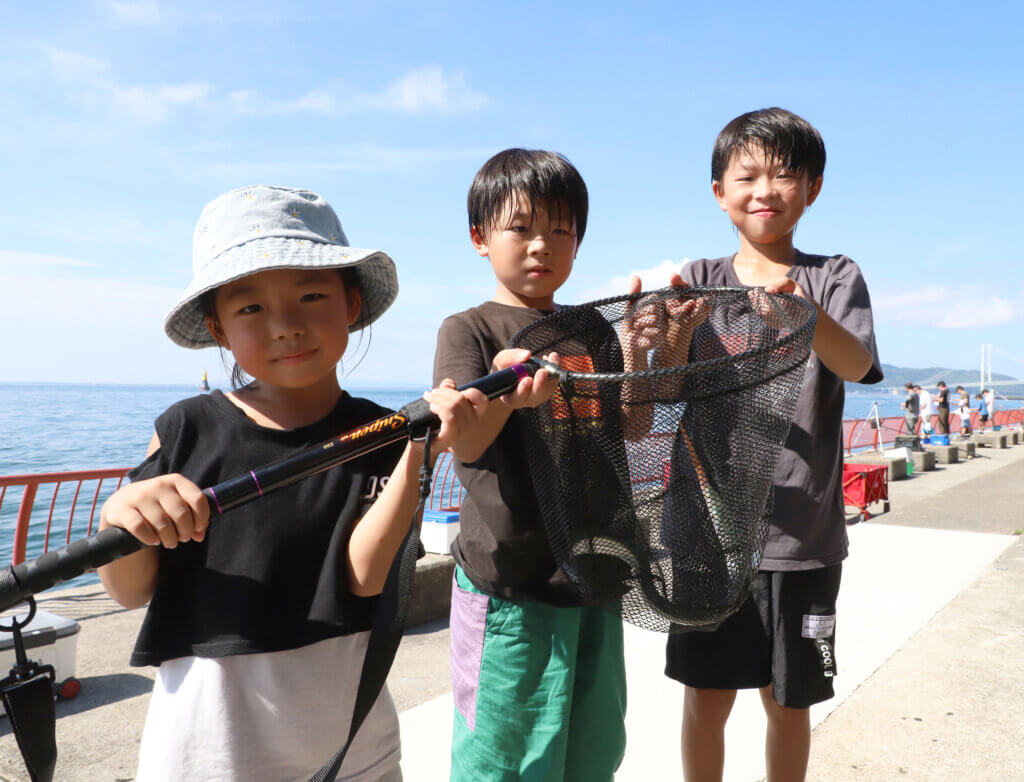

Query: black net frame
left=508, top=286, right=817, bottom=632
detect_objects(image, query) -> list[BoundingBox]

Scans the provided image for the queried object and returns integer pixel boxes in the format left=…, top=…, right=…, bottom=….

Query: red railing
left=0, top=468, right=130, bottom=565
left=844, top=409, right=1024, bottom=453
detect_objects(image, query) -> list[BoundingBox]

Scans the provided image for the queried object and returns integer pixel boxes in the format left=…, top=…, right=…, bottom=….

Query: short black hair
left=468, top=148, right=588, bottom=242
left=712, top=107, right=826, bottom=183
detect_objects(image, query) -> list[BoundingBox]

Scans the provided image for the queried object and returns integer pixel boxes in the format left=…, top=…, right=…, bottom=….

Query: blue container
left=423, top=509, right=460, bottom=524
left=929, top=434, right=950, bottom=446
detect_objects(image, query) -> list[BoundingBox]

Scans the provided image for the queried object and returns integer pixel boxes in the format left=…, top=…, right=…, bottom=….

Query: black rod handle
left=0, top=363, right=541, bottom=612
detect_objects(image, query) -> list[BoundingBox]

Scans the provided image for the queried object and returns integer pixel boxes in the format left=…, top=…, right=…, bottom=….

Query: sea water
left=0, top=383, right=913, bottom=589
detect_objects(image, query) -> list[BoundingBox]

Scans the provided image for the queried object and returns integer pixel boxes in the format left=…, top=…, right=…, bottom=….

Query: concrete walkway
left=2, top=439, right=1023, bottom=780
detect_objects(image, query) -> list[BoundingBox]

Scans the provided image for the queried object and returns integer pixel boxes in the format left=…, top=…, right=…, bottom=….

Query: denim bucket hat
left=164, top=184, right=398, bottom=348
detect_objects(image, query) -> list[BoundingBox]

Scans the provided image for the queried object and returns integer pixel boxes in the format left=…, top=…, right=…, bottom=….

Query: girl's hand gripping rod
left=0, top=362, right=551, bottom=613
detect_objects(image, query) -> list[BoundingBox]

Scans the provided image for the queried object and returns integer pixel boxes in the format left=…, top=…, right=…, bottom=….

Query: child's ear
left=712, top=180, right=728, bottom=212
left=345, top=286, right=362, bottom=327
left=470, top=226, right=490, bottom=258
left=205, top=316, right=228, bottom=348
left=805, top=176, right=823, bottom=208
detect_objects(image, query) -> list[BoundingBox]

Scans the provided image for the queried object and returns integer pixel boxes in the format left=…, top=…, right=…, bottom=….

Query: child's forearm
left=97, top=544, right=160, bottom=610
left=809, top=303, right=874, bottom=382
left=346, top=441, right=433, bottom=596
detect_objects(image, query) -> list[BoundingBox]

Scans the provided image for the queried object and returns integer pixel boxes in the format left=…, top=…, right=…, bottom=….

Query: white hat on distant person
left=165, top=184, right=398, bottom=348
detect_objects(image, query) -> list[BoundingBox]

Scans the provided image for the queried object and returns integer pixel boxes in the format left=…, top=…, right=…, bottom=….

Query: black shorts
left=665, top=564, right=842, bottom=708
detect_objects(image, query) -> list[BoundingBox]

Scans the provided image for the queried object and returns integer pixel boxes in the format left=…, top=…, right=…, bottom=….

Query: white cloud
left=575, top=259, right=690, bottom=303
left=360, top=66, right=490, bottom=115
left=108, top=0, right=162, bottom=24
left=110, top=82, right=212, bottom=122
left=227, top=67, right=490, bottom=118
left=47, top=52, right=488, bottom=123
left=874, top=284, right=1021, bottom=329
left=0, top=250, right=95, bottom=271
left=48, top=47, right=211, bottom=123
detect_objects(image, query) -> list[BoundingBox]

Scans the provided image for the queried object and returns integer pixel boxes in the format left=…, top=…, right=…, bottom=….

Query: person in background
left=934, top=381, right=950, bottom=435
left=902, top=381, right=920, bottom=435
left=916, top=384, right=934, bottom=437
left=976, top=391, right=990, bottom=431
left=956, top=385, right=972, bottom=436
left=984, top=387, right=996, bottom=426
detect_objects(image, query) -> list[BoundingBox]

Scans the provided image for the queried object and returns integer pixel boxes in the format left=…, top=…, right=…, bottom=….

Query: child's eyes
left=237, top=303, right=263, bottom=315
left=300, top=292, right=327, bottom=302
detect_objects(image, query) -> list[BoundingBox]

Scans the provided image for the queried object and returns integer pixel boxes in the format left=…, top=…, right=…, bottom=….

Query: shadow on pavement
left=0, top=672, right=152, bottom=737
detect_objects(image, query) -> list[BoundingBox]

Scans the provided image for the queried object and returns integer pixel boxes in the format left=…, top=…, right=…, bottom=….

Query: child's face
left=471, top=194, right=578, bottom=309
left=205, top=267, right=361, bottom=390
left=712, top=145, right=822, bottom=248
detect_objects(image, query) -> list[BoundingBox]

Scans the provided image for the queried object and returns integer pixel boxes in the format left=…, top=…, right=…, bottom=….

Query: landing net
left=509, top=286, right=816, bottom=631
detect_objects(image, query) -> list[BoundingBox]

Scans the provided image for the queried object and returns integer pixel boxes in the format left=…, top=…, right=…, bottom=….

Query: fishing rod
left=0, top=362, right=544, bottom=614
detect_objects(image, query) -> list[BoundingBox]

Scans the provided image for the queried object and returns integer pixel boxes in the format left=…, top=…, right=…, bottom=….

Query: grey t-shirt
left=433, top=301, right=585, bottom=605
left=680, top=252, right=883, bottom=570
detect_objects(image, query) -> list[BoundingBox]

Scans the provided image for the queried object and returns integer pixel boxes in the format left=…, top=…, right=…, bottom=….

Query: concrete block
left=846, top=451, right=908, bottom=480
left=952, top=439, right=977, bottom=459
left=408, top=554, right=455, bottom=627
left=910, top=449, right=936, bottom=472
left=923, top=443, right=958, bottom=464
left=974, top=432, right=1008, bottom=449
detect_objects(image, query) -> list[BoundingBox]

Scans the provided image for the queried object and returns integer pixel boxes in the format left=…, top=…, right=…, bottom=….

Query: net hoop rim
left=516, top=285, right=817, bottom=385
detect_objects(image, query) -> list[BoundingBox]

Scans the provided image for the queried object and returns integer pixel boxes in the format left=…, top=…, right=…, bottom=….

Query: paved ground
left=2, top=436, right=1022, bottom=780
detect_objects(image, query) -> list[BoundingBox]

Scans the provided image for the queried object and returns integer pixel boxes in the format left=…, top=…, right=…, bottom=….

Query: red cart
left=842, top=463, right=890, bottom=521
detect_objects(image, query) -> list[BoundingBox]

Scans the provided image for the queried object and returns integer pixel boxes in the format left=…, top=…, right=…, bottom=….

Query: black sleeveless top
left=128, top=391, right=405, bottom=667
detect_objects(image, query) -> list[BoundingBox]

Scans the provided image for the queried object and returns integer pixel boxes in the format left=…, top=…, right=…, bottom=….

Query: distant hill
left=847, top=363, right=1024, bottom=398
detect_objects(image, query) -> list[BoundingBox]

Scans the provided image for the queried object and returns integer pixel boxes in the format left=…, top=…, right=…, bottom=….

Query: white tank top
left=135, top=632, right=401, bottom=781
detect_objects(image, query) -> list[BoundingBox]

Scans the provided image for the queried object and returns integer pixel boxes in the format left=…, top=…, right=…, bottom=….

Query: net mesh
left=508, top=286, right=817, bottom=632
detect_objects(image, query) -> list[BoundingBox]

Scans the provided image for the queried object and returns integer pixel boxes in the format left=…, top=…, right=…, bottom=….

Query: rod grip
left=399, top=363, right=534, bottom=432
left=0, top=528, right=144, bottom=612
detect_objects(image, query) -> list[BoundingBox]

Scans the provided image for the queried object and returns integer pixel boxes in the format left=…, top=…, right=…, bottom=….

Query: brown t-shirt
left=681, top=251, right=883, bottom=570
left=433, top=301, right=584, bottom=605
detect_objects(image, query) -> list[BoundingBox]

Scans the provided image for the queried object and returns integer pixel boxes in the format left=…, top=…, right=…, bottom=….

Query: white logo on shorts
left=802, top=613, right=836, bottom=639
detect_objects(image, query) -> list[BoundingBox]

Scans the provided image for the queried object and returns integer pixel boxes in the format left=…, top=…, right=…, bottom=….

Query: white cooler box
left=421, top=509, right=460, bottom=555
left=0, top=609, right=81, bottom=712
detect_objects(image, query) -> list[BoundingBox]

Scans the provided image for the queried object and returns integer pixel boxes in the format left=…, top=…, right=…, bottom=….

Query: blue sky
left=1, top=0, right=1022, bottom=389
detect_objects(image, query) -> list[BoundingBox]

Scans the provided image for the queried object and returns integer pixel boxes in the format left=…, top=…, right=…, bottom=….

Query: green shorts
left=449, top=566, right=627, bottom=782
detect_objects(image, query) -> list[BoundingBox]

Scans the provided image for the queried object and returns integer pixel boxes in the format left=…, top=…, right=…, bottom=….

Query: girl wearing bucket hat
left=96, top=185, right=499, bottom=781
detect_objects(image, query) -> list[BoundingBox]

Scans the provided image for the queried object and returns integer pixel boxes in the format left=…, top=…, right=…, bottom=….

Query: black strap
left=310, top=428, right=435, bottom=782
left=0, top=598, right=58, bottom=782
left=1, top=674, right=57, bottom=782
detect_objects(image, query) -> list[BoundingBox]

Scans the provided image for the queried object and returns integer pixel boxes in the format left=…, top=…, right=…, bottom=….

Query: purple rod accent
left=511, top=363, right=530, bottom=382
left=250, top=471, right=264, bottom=498
left=208, top=486, right=224, bottom=515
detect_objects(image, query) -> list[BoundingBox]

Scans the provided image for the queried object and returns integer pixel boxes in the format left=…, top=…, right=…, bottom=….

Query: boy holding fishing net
left=664, top=108, right=883, bottom=781
left=434, top=148, right=700, bottom=781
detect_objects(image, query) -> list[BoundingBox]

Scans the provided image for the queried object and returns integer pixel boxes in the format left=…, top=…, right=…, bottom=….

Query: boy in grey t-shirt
left=664, top=108, right=882, bottom=781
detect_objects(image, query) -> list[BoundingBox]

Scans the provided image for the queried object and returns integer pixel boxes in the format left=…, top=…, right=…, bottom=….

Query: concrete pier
left=3, top=445, right=1023, bottom=781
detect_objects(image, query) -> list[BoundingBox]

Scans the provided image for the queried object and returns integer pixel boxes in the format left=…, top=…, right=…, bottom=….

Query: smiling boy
left=433, top=148, right=628, bottom=781
left=665, top=108, right=883, bottom=781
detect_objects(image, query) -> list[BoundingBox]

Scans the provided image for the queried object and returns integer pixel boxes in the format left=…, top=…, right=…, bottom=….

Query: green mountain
left=848, top=363, right=1024, bottom=397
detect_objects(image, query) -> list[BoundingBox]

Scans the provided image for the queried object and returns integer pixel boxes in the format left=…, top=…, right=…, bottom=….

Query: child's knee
left=684, top=686, right=736, bottom=724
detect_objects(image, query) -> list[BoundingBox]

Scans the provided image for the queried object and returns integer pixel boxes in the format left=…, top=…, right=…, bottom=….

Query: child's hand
left=762, top=276, right=807, bottom=299
left=624, top=274, right=709, bottom=367
left=423, top=380, right=490, bottom=451
left=99, top=474, right=210, bottom=548
left=491, top=348, right=561, bottom=409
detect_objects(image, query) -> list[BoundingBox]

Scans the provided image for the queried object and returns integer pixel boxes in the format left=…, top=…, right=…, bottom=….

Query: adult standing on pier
left=902, top=382, right=920, bottom=434
left=935, top=381, right=950, bottom=434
